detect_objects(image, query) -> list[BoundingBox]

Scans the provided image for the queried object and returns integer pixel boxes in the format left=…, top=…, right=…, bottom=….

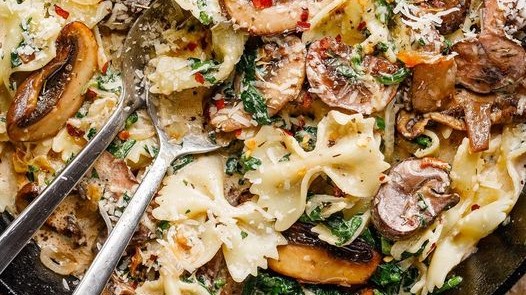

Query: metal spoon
left=72, top=2, right=219, bottom=294
left=0, top=8, right=152, bottom=275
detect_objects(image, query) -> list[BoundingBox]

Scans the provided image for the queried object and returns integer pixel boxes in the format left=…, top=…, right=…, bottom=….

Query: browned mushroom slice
left=453, top=0, right=526, bottom=97
left=396, top=110, right=431, bottom=139
left=455, top=89, right=493, bottom=152
left=79, top=151, right=138, bottom=202
left=422, top=0, right=471, bottom=35
left=7, top=21, right=98, bottom=142
left=220, top=0, right=332, bottom=35
left=372, top=158, right=460, bottom=240
left=268, top=223, right=381, bottom=286
left=15, top=182, right=40, bottom=214
left=306, top=37, right=399, bottom=114
left=453, top=36, right=525, bottom=94
left=410, top=58, right=456, bottom=113
left=209, top=35, right=306, bottom=132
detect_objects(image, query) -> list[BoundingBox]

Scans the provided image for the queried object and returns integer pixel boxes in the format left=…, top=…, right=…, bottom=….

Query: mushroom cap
left=371, top=158, right=460, bottom=240
left=7, top=21, right=98, bottom=142
left=220, top=0, right=332, bottom=35
left=306, top=37, right=398, bottom=114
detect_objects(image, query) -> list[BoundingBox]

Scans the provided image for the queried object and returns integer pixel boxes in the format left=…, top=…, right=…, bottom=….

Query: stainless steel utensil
left=0, top=13, right=151, bottom=275
left=72, top=1, right=219, bottom=294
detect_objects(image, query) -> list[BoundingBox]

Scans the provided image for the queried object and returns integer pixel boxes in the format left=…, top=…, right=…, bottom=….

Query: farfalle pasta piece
left=245, top=111, right=390, bottom=231
left=152, top=156, right=285, bottom=283
left=147, top=22, right=247, bottom=95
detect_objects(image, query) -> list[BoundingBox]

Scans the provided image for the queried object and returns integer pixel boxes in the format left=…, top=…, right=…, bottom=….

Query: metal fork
left=72, top=1, right=219, bottom=294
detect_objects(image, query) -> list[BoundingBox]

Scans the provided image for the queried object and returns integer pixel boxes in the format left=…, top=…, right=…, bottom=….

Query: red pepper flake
left=357, top=21, right=367, bottom=31
left=333, top=186, right=344, bottom=198
left=66, top=123, right=85, bottom=138
left=252, top=0, right=273, bottom=9
left=319, top=38, right=331, bottom=50
left=471, top=204, right=480, bottom=211
left=214, top=98, right=225, bottom=110
left=281, top=128, right=293, bottom=136
left=234, top=129, right=242, bottom=137
left=335, top=34, right=342, bottom=43
left=379, top=174, right=386, bottom=182
left=301, top=92, right=313, bottom=109
left=118, top=130, right=130, bottom=141
left=186, top=42, right=198, bottom=51
left=296, top=21, right=311, bottom=31
left=85, top=88, right=98, bottom=100
left=194, top=72, right=205, bottom=84
left=101, top=61, right=109, bottom=75
left=300, top=8, right=309, bottom=22
left=54, top=5, right=70, bottom=19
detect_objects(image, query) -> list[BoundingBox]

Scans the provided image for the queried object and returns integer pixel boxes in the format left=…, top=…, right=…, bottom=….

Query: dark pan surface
left=1, top=191, right=525, bottom=295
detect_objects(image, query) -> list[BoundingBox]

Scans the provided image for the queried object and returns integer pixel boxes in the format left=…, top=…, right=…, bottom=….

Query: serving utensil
left=72, top=1, right=219, bottom=294
left=0, top=17, right=150, bottom=276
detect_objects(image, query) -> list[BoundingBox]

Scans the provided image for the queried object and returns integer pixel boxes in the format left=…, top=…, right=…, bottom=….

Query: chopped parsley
left=294, top=126, right=317, bottom=152
left=87, top=128, right=97, bottom=140
left=225, top=156, right=240, bottom=175
left=171, top=155, right=194, bottom=172
left=196, top=0, right=213, bottom=25
left=239, top=155, right=262, bottom=172
left=375, top=116, right=386, bottom=130
left=414, top=134, right=432, bottom=148
left=96, top=68, right=121, bottom=92
left=375, top=0, right=393, bottom=24
left=241, top=231, right=248, bottom=239
left=10, top=51, right=22, bottom=68
left=26, top=165, right=39, bottom=182
left=278, top=153, right=291, bottom=162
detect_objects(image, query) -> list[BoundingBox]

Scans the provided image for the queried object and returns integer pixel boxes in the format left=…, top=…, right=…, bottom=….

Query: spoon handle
left=73, top=148, right=176, bottom=295
left=0, top=92, right=131, bottom=275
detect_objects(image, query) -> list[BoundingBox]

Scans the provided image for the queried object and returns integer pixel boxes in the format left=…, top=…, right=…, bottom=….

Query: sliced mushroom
left=453, top=35, right=526, bottom=94
left=78, top=151, right=138, bottom=202
left=410, top=57, right=456, bottom=113
left=268, top=223, right=381, bottom=286
left=455, top=89, right=493, bottom=152
left=209, top=35, right=306, bottom=132
left=453, top=0, right=526, bottom=94
left=7, top=21, right=98, bottom=142
left=306, top=37, right=400, bottom=114
left=423, top=0, right=471, bottom=35
left=15, top=182, right=40, bottom=214
left=372, top=158, right=460, bottom=240
left=220, top=0, right=332, bottom=35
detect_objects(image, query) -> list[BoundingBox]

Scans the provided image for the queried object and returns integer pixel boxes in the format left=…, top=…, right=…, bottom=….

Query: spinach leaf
left=125, top=112, right=138, bottom=129
left=241, top=84, right=272, bottom=125
left=324, top=213, right=363, bottom=246
left=375, top=0, right=393, bottom=24
left=432, top=276, right=463, bottom=294
left=225, top=156, right=239, bottom=175
left=375, top=116, right=386, bottom=130
left=238, top=50, right=271, bottom=125
left=376, top=67, right=410, bottom=85
left=10, top=51, right=22, bottom=68
left=294, top=126, right=317, bottom=152
left=242, top=272, right=304, bottom=295
left=107, top=139, right=136, bottom=159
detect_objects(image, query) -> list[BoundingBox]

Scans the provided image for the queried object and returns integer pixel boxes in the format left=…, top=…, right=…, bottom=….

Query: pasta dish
left=0, top=0, right=526, bottom=294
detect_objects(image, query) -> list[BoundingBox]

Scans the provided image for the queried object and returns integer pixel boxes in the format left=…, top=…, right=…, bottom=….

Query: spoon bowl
left=72, top=1, right=219, bottom=294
